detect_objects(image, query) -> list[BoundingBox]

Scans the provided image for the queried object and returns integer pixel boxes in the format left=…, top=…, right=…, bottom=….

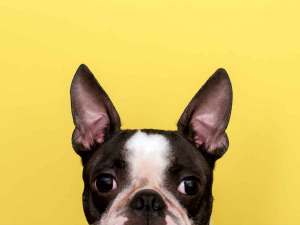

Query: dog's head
left=70, top=64, right=232, bottom=225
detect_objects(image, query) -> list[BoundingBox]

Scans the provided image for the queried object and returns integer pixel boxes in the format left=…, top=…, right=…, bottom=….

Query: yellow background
left=1, top=0, right=299, bottom=225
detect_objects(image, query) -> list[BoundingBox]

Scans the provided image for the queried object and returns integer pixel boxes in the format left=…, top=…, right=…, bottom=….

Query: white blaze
left=125, top=131, right=171, bottom=186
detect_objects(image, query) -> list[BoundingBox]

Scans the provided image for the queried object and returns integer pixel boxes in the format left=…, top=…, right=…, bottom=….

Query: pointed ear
left=177, top=68, right=232, bottom=159
left=70, top=64, right=121, bottom=154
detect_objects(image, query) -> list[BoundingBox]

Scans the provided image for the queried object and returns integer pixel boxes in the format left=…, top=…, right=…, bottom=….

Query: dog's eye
left=177, top=177, right=199, bottom=195
left=94, top=174, right=117, bottom=193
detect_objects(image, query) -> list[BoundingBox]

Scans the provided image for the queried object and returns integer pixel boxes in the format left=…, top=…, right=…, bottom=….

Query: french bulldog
left=70, top=64, right=232, bottom=225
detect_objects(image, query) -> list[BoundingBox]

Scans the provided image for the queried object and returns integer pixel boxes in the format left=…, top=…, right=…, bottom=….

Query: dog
left=70, top=64, right=232, bottom=225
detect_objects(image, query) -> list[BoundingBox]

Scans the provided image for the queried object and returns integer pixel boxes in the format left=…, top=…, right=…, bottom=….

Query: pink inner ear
left=191, top=117, right=228, bottom=153
left=191, top=118, right=213, bottom=148
left=92, top=114, right=110, bottom=143
left=75, top=113, right=110, bottom=150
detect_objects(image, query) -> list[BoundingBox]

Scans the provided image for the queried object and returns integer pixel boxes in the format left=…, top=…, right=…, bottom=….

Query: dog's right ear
left=70, top=64, right=121, bottom=157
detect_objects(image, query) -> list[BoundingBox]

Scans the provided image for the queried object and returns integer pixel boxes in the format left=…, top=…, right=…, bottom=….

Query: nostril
left=136, top=198, right=144, bottom=210
left=131, top=197, right=144, bottom=210
left=153, top=194, right=166, bottom=212
left=152, top=198, right=162, bottom=211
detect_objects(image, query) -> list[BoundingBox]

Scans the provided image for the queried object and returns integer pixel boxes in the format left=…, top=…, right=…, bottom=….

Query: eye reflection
left=177, top=176, right=199, bottom=195
left=94, top=174, right=117, bottom=193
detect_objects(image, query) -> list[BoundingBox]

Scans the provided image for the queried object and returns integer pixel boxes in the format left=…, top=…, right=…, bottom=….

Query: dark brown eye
left=94, top=174, right=117, bottom=193
left=177, top=177, right=199, bottom=195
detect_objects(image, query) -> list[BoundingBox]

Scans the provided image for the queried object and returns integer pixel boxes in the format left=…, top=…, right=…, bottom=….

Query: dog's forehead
left=125, top=130, right=171, bottom=184
left=86, top=129, right=209, bottom=181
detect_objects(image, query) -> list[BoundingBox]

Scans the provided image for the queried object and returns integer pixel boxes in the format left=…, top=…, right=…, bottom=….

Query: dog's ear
left=177, top=68, right=232, bottom=159
left=70, top=64, right=121, bottom=155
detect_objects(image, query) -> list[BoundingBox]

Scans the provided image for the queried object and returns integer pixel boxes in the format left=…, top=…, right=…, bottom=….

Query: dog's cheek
left=161, top=190, right=195, bottom=225
left=83, top=188, right=101, bottom=224
left=102, top=216, right=128, bottom=225
left=83, top=187, right=113, bottom=225
left=166, top=215, right=180, bottom=225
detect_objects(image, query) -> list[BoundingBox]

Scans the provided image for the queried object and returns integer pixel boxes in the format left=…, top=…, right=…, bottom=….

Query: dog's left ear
left=70, top=64, right=121, bottom=155
left=177, top=68, right=232, bottom=159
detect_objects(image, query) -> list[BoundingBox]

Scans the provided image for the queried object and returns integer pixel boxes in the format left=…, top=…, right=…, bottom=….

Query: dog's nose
left=130, top=189, right=166, bottom=215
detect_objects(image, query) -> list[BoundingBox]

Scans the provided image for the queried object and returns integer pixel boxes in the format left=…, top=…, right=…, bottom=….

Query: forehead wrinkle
left=125, top=130, right=171, bottom=184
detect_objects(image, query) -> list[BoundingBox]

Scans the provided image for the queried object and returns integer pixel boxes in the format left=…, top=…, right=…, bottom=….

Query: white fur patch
left=95, top=215, right=128, bottom=225
left=125, top=131, right=171, bottom=186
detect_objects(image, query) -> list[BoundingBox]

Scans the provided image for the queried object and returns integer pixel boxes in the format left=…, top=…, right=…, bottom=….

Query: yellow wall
left=1, top=0, right=299, bottom=225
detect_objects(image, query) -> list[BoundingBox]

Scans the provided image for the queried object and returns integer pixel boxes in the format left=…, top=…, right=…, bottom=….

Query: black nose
left=130, top=189, right=166, bottom=215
